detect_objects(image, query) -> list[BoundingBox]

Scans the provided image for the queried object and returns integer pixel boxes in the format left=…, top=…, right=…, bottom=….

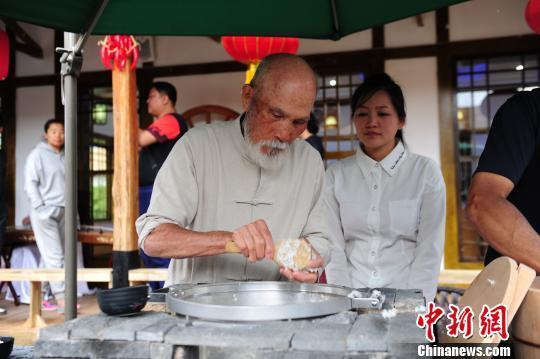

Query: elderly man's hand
left=280, top=248, right=324, bottom=283
left=231, top=219, right=275, bottom=262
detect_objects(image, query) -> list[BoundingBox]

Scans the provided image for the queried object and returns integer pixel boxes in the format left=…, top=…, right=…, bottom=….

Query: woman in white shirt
left=324, top=73, right=445, bottom=301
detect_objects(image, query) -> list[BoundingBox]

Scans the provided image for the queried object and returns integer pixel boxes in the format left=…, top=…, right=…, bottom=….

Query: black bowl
left=97, top=285, right=149, bottom=316
left=0, top=336, right=14, bottom=359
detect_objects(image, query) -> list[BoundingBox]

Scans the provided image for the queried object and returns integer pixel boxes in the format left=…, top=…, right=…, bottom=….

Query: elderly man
left=136, top=53, right=331, bottom=286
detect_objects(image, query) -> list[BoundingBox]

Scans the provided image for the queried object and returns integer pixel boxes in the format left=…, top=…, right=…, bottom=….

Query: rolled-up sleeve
left=135, top=134, right=199, bottom=251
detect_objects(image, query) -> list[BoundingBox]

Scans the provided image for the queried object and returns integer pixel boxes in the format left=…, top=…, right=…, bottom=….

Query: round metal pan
left=166, top=281, right=378, bottom=321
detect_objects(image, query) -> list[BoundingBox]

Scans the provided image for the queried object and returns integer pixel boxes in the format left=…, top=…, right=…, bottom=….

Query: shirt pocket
left=389, top=199, right=420, bottom=237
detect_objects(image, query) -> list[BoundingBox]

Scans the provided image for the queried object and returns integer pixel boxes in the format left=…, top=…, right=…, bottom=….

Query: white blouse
left=324, top=141, right=445, bottom=301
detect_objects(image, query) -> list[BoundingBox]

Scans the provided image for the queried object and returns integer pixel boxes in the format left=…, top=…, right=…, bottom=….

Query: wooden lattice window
left=455, top=53, right=539, bottom=263
left=313, top=72, right=365, bottom=166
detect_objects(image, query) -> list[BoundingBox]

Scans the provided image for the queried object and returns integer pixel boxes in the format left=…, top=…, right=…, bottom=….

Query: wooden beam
left=436, top=6, right=482, bottom=270
left=415, top=14, right=425, bottom=27
left=2, top=19, right=44, bottom=58
left=54, top=31, right=63, bottom=122
left=437, top=49, right=482, bottom=270
left=372, top=25, right=384, bottom=49
left=436, top=7, right=449, bottom=44
left=150, top=60, right=244, bottom=78
left=0, top=29, right=16, bottom=226
left=437, top=52, right=461, bottom=269
left=11, top=34, right=540, bottom=89
left=111, top=60, right=140, bottom=287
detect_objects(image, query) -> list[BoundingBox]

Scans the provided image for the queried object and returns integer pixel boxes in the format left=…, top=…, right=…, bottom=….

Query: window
left=314, top=72, right=364, bottom=166
left=90, top=139, right=112, bottom=220
left=79, top=87, right=114, bottom=223
left=455, top=53, right=539, bottom=262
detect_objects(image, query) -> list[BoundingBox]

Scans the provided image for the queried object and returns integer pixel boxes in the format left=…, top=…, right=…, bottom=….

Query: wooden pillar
left=112, top=59, right=140, bottom=288
left=0, top=29, right=16, bottom=226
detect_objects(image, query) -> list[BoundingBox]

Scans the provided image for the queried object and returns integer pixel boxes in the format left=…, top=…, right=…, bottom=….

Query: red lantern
left=98, top=35, right=140, bottom=71
left=0, top=30, right=9, bottom=80
left=525, top=0, right=540, bottom=34
left=221, top=36, right=299, bottom=83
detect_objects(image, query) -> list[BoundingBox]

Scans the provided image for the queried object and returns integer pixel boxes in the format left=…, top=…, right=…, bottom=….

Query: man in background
left=25, top=118, right=67, bottom=311
left=301, top=113, right=325, bottom=159
left=138, top=81, right=189, bottom=289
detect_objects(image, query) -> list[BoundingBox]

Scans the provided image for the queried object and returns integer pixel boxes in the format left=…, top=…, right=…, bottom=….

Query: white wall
left=154, top=36, right=230, bottom=67
left=450, top=0, right=532, bottom=41
left=152, top=31, right=373, bottom=67
left=15, top=86, right=55, bottom=224
left=81, top=35, right=109, bottom=73
left=385, top=58, right=440, bottom=165
left=15, top=23, right=54, bottom=77
left=385, top=11, right=436, bottom=48
left=298, top=30, right=371, bottom=55
left=156, top=71, right=245, bottom=113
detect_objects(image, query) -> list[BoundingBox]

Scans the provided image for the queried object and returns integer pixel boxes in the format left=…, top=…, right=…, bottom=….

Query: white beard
left=243, top=118, right=290, bottom=171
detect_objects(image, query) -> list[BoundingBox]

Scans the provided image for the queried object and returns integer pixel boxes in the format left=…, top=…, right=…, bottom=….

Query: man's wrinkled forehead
left=254, top=71, right=316, bottom=101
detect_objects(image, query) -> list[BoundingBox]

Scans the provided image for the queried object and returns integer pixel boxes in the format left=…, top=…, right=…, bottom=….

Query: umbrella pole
left=55, top=0, right=109, bottom=321
left=61, top=32, right=81, bottom=320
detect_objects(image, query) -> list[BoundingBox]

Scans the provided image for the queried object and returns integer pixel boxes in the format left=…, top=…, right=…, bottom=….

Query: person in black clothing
left=139, top=81, right=189, bottom=188
left=467, top=89, right=540, bottom=271
left=301, top=113, right=325, bottom=159
left=0, top=113, right=7, bottom=314
left=138, top=82, right=189, bottom=289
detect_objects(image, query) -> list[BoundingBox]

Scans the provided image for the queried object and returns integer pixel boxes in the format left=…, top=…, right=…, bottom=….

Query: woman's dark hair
left=350, top=73, right=406, bottom=141
left=307, top=113, right=320, bottom=135
left=44, top=118, right=64, bottom=133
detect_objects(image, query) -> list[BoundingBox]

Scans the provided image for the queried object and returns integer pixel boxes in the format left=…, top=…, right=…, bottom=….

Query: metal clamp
left=56, top=47, right=83, bottom=105
left=348, top=289, right=385, bottom=310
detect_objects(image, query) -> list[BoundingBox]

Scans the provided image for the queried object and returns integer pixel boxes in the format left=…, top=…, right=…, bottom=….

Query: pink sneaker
left=42, top=300, right=58, bottom=311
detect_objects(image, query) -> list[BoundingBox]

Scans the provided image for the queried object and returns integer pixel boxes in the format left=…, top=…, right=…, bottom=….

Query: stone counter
left=34, top=288, right=427, bottom=359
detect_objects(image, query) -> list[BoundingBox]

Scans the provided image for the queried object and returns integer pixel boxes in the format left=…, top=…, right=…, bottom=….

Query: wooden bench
left=127, top=269, right=481, bottom=288
left=128, top=268, right=167, bottom=286
left=438, top=269, right=481, bottom=288
left=0, top=268, right=113, bottom=328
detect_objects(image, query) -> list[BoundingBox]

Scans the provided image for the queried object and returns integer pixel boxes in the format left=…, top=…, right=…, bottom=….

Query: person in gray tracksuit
left=24, top=118, right=67, bottom=308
